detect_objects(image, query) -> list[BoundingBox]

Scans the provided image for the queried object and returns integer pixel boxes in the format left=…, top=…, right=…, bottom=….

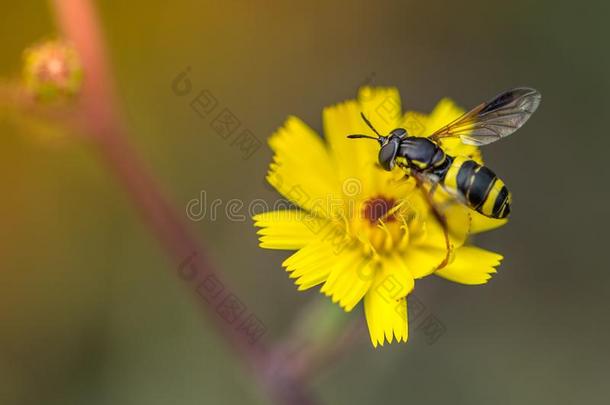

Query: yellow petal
left=323, top=87, right=402, bottom=185
left=358, top=87, right=403, bottom=135
left=320, top=249, right=374, bottom=311
left=322, top=100, right=377, bottom=188
left=282, top=241, right=337, bottom=290
left=253, top=210, right=330, bottom=250
left=424, top=98, right=465, bottom=135
left=410, top=210, right=469, bottom=273
left=434, top=246, right=503, bottom=285
left=470, top=211, right=508, bottom=234
left=364, top=255, right=413, bottom=347
left=268, top=116, right=341, bottom=216
left=404, top=210, right=473, bottom=279
left=400, top=111, right=428, bottom=137
left=403, top=246, right=447, bottom=279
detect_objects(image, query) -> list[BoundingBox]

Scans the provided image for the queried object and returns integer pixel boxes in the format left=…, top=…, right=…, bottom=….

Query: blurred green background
left=1, top=0, right=609, bottom=404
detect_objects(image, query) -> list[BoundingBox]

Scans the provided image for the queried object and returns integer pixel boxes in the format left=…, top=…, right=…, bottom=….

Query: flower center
left=346, top=193, right=428, bottom=256
left=363, top=196, right=396, bottom=224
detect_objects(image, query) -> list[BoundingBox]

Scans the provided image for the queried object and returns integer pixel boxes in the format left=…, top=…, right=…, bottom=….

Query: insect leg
left=411, top=170, right=453, bottom=270
left=412, top=172, right=448, bottom=230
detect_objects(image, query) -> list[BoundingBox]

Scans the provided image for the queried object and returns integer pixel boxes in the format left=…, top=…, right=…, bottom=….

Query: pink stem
left=49, top=1, right=318, bottom=404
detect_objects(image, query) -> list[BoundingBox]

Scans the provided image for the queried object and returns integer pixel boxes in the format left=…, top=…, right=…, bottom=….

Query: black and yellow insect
left=347, top=87, right=541, bottom=220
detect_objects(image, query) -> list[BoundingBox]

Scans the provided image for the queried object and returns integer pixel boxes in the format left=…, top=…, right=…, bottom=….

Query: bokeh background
left=1, top=1, right=609, bottom=404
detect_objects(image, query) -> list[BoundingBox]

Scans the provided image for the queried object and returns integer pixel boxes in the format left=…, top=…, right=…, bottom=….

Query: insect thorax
left=398, top=137, right=446, bottom=171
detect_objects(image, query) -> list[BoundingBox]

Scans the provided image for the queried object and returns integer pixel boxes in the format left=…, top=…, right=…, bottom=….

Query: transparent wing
left=429, top=87, right=541, bottom=146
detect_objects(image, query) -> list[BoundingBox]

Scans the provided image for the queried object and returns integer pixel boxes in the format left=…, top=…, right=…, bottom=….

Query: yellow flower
left=253, top=87, right=506, bottom=347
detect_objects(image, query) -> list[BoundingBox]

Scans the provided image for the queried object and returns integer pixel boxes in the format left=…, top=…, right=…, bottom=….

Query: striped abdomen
left=442, top=156, right=511, bottom=219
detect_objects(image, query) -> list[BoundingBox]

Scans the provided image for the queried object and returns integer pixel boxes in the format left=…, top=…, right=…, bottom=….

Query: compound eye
left=378, top=139, right=399, bottom=171
left=392, top=128, right=407, bottom=138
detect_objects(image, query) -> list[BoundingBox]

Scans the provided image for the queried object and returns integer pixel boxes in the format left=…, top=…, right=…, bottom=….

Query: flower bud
left=22, top=40, right=83, bottom=102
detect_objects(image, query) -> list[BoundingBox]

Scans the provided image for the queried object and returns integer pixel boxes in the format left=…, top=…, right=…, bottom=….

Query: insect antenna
left=346, top=134, right=379, bottom=140
left=360, top=112, right=382, bottom=137
left=347, top=113, right=386, bottom=141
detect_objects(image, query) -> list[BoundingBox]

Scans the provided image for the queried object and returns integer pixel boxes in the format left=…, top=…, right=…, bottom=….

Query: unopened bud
left=22, top=40, right=83, bottom=102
